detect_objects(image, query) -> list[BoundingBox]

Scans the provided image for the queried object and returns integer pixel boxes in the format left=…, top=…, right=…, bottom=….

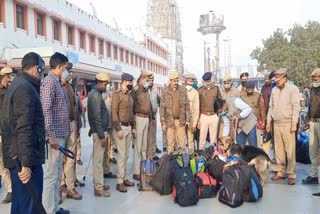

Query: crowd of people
left=0, top=51, right=319, bottom=213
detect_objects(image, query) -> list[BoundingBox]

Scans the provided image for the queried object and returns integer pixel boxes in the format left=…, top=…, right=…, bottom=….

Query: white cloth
left=234, top=97, right=252, bottom=119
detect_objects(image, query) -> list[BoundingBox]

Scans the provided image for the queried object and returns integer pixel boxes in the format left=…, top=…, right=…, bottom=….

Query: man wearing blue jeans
left=2, top=52, right=46, bottom=213
left=215, top=98, right=257, bottom=147
left=41, top=52, right=70, bottom=214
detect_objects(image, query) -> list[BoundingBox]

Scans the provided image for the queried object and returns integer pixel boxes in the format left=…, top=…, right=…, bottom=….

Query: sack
left=152, top=154, right=176, bottom=195
left=206, top=158, right=226, bottom=183
left=190, top=154, right=206, bottom=175
left=296, top=131, right=311, bottom=164
left=194, top=172, right=217, bottom=198
left=242, top=166, right=263, bottom=202
left=139, top=160, right=157, bottom=191
left=172, top=166, right=199, bottom=206
left=218, top=165, right=246, bottom=208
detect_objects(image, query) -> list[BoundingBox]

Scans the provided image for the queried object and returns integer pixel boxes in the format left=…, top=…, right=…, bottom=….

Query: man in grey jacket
left=87, top=72, right=112, bottom=197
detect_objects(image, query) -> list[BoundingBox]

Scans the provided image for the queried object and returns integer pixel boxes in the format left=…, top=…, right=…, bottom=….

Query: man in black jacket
left=88, top=72, right=112, bottom=197
left=2, top=52, right=46, bottom=213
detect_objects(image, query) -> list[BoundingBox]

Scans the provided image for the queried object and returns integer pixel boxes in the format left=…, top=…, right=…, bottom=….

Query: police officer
left=132, top=69, right=153, bottom=181
left=198, top=72, right=222, bottom=150
left=112, top=73, right=135, bottom=193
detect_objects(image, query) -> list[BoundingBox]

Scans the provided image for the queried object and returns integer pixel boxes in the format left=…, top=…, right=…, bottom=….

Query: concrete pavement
left=1, top=121, right=320, bottom=214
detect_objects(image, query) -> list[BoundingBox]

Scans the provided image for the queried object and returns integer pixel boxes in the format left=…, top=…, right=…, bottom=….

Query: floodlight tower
left=197, top=11, right=226, bottom=81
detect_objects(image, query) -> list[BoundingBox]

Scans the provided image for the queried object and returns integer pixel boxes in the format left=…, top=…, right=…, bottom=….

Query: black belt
left=120, top=122, right=131, bottom=127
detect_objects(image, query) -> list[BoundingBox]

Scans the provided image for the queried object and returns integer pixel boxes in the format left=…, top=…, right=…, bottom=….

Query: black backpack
left=242, top=166, right=263, bottom=202
left=173, top=165, right=199, bottom=207
left=151, top=154, right=176, bottom=195
left=218, top=165, right=246, bottom=208
left=206, top=158, right=226, bottom=184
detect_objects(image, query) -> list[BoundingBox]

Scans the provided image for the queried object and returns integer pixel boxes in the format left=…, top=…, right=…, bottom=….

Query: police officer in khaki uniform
left=0, top=67, right=13, bottom=203
left=160, top=71, right=190, bottom=154
left=267, top=68, right=300, bottom=185
left=241, top=81, right=267, bottom=151
left=112, top=73, right=135, bottom=193
left=198, top=72, right=222, bottom=149
left=132, top=70, right=153, bottom=181
left=184, top=73, right=199, bottom=153
left=87, top=72, right=112, bottom=198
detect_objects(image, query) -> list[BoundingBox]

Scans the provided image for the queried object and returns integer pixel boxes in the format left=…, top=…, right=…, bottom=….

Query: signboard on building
left=66, top=50, right=79, bottom=64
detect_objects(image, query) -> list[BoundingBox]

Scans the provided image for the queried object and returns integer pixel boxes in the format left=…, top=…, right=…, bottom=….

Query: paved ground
left=1, top=119, right=320, bottom=214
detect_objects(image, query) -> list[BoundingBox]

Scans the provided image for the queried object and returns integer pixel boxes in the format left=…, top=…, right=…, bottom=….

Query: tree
left=251, top=21, right=320, bottom=87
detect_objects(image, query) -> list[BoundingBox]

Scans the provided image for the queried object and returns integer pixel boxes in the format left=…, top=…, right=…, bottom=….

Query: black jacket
left=87, top=88, right=109, bottom=139
left=2, top=72, right=45, bottom=169
left=0, top=87, right=7, bottom=135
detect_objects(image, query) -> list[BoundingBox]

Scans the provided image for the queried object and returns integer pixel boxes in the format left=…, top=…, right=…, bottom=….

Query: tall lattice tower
left=148, top=0, right=184, bottom=73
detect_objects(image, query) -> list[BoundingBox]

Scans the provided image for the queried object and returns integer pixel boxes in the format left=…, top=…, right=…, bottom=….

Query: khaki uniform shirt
left=241, top=92, right=266, bottom=122
left=111, top=89, right=134, bottom=131
left=187, top=87, right=200, bottom=128
left=170, top=88, right=180, bottom=118
left=198, top=85, right=222, bottom=113
left=221, top=86, right=240, bottom=100
left=132, top=85, right=151, bottom=115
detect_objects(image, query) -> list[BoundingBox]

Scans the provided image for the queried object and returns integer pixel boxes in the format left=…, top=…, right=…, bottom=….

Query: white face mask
left=61, top=70, right=69, bottom=80
left=224, top=83, right=232, bottom=90
left=312, top=82, right=320, bottom=88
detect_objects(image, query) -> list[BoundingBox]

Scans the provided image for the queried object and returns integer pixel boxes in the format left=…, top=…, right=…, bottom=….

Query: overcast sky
left=68, top=0, right=320, bottom=74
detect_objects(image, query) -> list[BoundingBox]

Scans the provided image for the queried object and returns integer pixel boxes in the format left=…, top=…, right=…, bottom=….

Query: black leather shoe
left=113, top=148, right=118, bottom=153
left=133, top=174, right=140, bottom=181
left=163, top=147, right=167, bottom=152
left=2, top=192, right=12, bottom=204
left=153, top=156, right=160, bottom=161
left=156, top=148, right=162, bottom=154
left=109, top=158, right=117, bottom=164
left=55, top=208, right=70, bottom=214
left=104, top=172, right=117, bottom=179
left=74, top=179, right=85, bottom=187
left=302, top=176, right=319, bottom=185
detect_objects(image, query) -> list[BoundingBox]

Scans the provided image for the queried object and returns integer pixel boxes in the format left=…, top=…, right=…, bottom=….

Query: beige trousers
left=199, top=114, right=219, bottom=150
left=108, top=131, right=115, bottom=159
left=187, top=129, right=195, bottom=154
left=92, top=131, right=109, bottom=191
left=274, top=124, right=296, bottom=179
left=167, top=119, right=186, bottom=155
left=134, top=116, right=149, bottom=175
left=113, top=126, right=132, bottom=184
left=0, top=142, right=12, bottom=192
left=257, top=129, right=271, bottom=156
left=309, top=122, right=320, bottom=177
left=76, top=136, right=81, bottom=161
left=147, top=119, right=157, bottom=159
left=61, top=121, right=77, bottom=189
left=103, top=134, right=111, bottom=174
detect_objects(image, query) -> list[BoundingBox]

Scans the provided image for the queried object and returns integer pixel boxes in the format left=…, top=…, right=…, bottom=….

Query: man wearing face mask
left=0, top=67, right=14, bottom=204
left=131, top=70, right=153, bottom=181
left=87, top=72, right=112, bottom=197
left=160, top=71, right=190, bottom=154
left=301, top=69, right=320, bottom=194
left=59, top=62, right=82, bottom=201
left=241, top=81, right=266, bottom=150
left=220, top=75, right=240, bottom=100
left=198, top=72, right=222, bottom=150
left=2, top=52, right=46, bottom=213
left=41, top=52, right=70, bottom=214
left=238, top=72, right=249, bottom=95
left=184, top=73, right=199, bottom=153
left=267, top=68, right=300, bottom=185
left=111, top=73, right=135, bottom=193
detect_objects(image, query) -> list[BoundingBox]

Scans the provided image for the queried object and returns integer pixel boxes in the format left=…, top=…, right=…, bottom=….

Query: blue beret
left=121, top=73, right=134, bottom=81
left=240, top=72, right=249, bottom=79
left=246, top=81, right=255, bottom=88
left=202, top=72, right=212, bottom=81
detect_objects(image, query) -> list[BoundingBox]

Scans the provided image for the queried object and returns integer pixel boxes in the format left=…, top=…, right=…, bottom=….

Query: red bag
left=194, top=172, right=218, bottom=199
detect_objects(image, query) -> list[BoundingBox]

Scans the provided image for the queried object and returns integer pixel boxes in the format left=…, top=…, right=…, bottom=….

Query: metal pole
left=215, top=33, right=220, bottom=81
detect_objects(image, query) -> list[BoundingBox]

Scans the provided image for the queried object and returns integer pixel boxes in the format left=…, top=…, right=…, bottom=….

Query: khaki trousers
left=76, top=136, right=81, bottom=161
left=309, top=122, right=320, bottom=177
left=103, top=134, right=112, bottom=174
left=199, top=114, right=219, bottom=150
left=163, top=132, right=167, bottom=149
left=108, top=131, right=115, bottom=159
left=0, top=142, right=12, bottom=192
left=167, top=119, right=186, bottom=155
left=274, top=124, right=296, bottom=179
left=147, top=119, right=157, bottom=159
left=114, top=126, right=132, bottom=184
left=134, top=116, right=149, bottom=175
left=92, top=131, right=109, bottom=191
left=257, top=129, right=271, bottom=156
left=187, top=129, right=195, bottom=154
left=61, top=121, right=77, bottom=189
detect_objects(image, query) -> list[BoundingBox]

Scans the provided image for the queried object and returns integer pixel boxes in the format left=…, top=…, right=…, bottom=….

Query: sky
left=68, top=0, right=320, bottom=75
